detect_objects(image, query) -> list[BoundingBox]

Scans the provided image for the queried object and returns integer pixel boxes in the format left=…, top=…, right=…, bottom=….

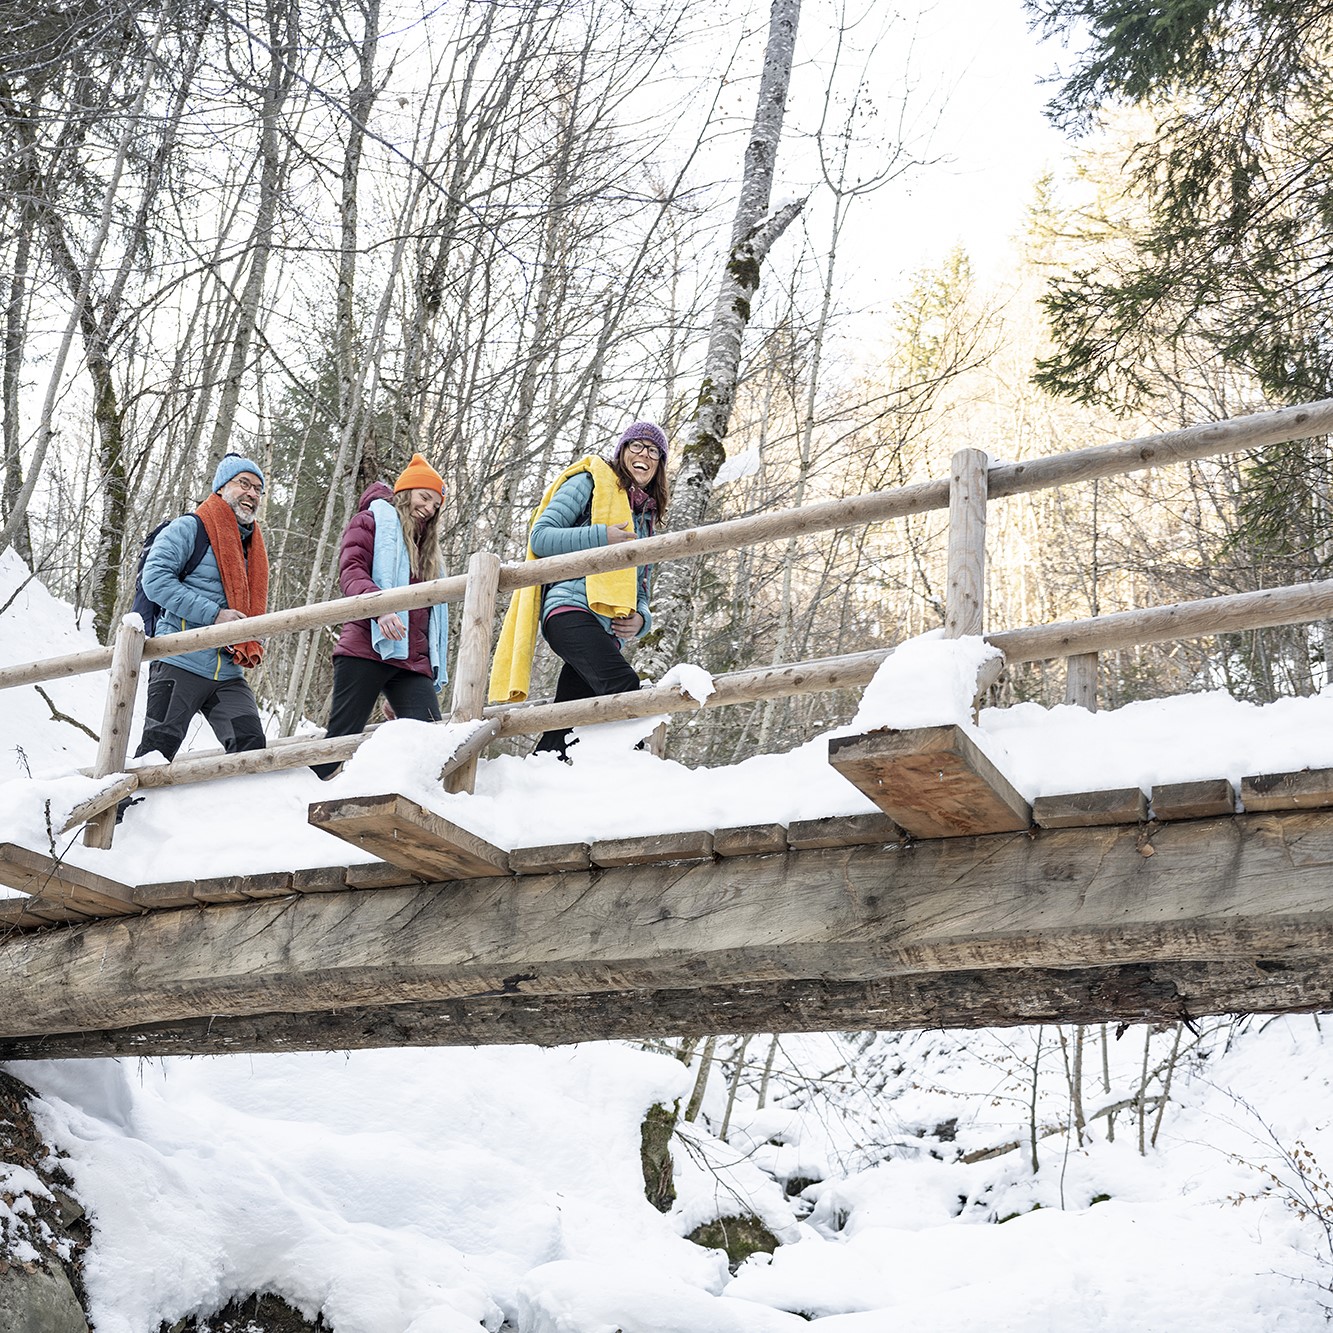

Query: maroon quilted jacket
left=332, top=482, right=434, bottom=676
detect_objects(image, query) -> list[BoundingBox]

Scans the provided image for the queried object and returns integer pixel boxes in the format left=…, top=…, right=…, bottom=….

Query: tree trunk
left=637, top=0, right=804, bottom=679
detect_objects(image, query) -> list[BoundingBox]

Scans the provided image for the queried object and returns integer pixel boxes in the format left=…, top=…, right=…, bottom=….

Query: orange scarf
left=195, top=492, right=269, bottom=667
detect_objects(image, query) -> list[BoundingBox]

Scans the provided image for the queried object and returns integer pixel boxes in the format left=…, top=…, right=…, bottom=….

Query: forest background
left=1, top=0, right=1330, bottom=762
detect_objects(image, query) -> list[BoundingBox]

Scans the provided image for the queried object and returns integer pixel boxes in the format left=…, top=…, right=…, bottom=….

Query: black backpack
left=130, top=515, right=211, bottom=636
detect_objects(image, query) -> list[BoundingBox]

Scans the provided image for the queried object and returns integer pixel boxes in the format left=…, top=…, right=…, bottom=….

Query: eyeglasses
left=623, top=442, right=663, bottom=459
left=228, top=477, right=263, bottom=495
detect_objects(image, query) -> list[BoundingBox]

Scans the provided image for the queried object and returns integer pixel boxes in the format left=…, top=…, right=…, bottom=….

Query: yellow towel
left=488, top=456, right=638, bottom=703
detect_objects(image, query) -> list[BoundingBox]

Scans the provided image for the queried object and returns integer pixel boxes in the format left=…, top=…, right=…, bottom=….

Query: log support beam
left=0, top=807, right=1330, bottom=1053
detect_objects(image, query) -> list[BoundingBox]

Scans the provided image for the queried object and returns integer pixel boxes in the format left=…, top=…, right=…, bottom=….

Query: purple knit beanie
left=612, top=420, right=668, bottom=462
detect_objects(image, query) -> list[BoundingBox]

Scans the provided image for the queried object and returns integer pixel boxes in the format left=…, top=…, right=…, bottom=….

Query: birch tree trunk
left=636, top=0, right=804, bottom=680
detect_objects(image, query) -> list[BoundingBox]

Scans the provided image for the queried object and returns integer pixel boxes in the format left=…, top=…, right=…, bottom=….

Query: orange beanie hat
left=394, top=453, right=444, bottom=496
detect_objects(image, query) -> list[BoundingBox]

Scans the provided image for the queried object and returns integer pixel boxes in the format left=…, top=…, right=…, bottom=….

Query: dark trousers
left=136, top=661, right=265, bottom=762
left=534, top=609, right=640, bottom=759
left=313, top=654, right=442, bottom=779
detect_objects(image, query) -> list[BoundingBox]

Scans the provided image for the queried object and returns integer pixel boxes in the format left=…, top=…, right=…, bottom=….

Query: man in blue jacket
left=130, top=453, right=271, bottom=771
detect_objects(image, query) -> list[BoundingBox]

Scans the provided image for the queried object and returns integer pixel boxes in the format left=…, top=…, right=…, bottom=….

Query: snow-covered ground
left=2, top=548, right=1333, bottom=1331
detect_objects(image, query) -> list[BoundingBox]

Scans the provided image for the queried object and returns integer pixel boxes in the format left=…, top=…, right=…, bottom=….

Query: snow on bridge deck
left=0, top=721, right=1331, bottom=1058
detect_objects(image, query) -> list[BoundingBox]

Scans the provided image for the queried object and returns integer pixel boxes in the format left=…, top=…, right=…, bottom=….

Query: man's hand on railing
left=214, top=608, right=246, bottom=625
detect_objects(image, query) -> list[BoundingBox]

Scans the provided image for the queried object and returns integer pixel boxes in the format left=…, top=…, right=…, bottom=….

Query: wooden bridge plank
left=713, top=825, right=789, bottom=858
left=828, top=725, right=1031, bottom=838
left=0, top=843, right=138, bottom=917
left=786, top=812, right=900, bottom=849
left=509, top=844, right=592, bottom=875
left=3, top=957, right=1328, bottom=1058
left=1033, top=788, right=1147, bottom=829
left=291, top=864, right=425, bottom=893
left=134, top=872, right=296, bottom=907
left=590, top=831, right=714, bottom=868
left=0, top=897, right=88, bottom=929
left=344, top=862, right=427, bottom=890
left=307, top=793, right=510, bottom=880
left=1152, top=779, right=1236, bottom=822
left=1241, top=767, right=1333, bottom=812
left=1, top=808, right=1332, bottom=1041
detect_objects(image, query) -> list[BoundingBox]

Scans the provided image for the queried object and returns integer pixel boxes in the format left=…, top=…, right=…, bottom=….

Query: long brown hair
left=610, top=450, right=669, bottom=521
left=392, top=490, right=444, bottom=581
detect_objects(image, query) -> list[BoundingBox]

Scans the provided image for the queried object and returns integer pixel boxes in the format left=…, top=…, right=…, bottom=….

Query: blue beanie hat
left=613, top=421, right=668, bottom=462
left=212, top=453, right=265, bottom=493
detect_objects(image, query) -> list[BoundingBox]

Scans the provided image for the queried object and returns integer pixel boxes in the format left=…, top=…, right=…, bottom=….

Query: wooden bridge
left=3, top=401, right=1333, bottom=1057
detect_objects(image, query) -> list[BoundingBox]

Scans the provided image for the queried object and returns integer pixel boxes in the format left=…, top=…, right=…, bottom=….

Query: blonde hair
left=392, top=490, right=443, bottom=582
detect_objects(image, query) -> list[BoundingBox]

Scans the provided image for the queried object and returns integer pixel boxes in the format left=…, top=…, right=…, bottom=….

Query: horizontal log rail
left=3, top=397, right=1331, bottom=696
left=4, top=397, right=1333, bottom=840
left=58, top=570, right=1333, bottom=801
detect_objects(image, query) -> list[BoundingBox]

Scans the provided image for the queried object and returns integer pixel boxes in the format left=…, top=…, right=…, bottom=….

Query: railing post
left=1065, top=652, right=1099, bottom=712
left=83, top=616, right=146, bottom=849
left=945, top=447, right=988, bottom=639
left=444, top=551, right=501, bottom=795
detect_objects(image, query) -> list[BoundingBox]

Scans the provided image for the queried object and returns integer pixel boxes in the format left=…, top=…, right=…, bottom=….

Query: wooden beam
left=945, top=447, right=988, bottom=639
left=440, top=718, right=500, bottom=795
left=495, top=401, right=1333, bottom=599
left=828, top=725, right=1031, bottom=837
left=2, top=955, right=1329, bottom=1058
left=509, top=844, right=591, bottom=875
left=59, top=773, right=140, bottom=834
left=786, top=812, right=900, bottom=850
left=1033, top=788, right=1147, bottom=830
left=1152, top=779, right=1236, bottom=822
left=8, top=400, right=1333, bottom=701
left=307, top=793, right=510, bottom=880
left=1, top=808, right=1333, bottom=1040
left=1064, top=653, right=1098, bottom=710
left=445, top=554, right=501, bottom=794
left=1241, top=767, right=1333, bottom=812
left=0, top=843, right=138, bottom=917
left=991, top=581, right=1333, bottom=666
left=83, top=618, right=145, bottom=849
left=590, top=832, right=714, bottom=868
left=713, top=825, right=789, bottom=858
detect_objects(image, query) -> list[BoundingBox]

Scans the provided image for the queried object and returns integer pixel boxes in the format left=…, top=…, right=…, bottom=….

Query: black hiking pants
left=312, top=654, right=442, bottom=780
left=533, top=609, right=640, bottom=760
left=136, top=661, right=266, bottom=762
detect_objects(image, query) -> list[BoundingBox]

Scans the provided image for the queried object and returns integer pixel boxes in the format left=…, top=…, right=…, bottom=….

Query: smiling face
left=621, top=440, right=662, bottom=487
left=406, top=487, right=442, bottom=522
left=219, top=471, right=263, bottom=522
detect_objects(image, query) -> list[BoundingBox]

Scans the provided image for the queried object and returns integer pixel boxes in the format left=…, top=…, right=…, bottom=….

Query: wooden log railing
left=5, top=397, right=1333, bottom=843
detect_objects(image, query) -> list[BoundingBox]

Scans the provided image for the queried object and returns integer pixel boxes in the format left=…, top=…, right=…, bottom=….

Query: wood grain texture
left=509, top=844, right=592, bottom=875
left=590, top=832, right=715, bottom=867
left=1241, top=768, right=1333, bottom=812
left=1152, top=780, right=1237, bottom=821
left=445, top=554, right=501, bottom=794
left=945, top=448, right=987, bottom=639
left=713, top=825, right=789, bottom=857
left=308, top=793, right=510, bottom=879
left=0, top=808, right=1332, bottom=1040
left=0, top=843, right=138, bottom=917
left=1064, top=653, right=1098, bottom=711
left=1, top=957, right=1329, bottom=1058
left=786, top=812, right=900, bottom=849
left=1033, top=789, right=1147, bottom=829
left=83, top=618, right=145, bottom=849
left=828, top=726, right=1031, bottom=837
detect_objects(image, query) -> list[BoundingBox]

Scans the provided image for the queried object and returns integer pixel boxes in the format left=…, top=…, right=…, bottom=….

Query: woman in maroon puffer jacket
left=313, top=453, right=449, bottom=779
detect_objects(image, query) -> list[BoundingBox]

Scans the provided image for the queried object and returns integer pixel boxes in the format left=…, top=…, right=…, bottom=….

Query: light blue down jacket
left=141, top=514, right=253, bottom=682
left=529, top=472, right=653, bottom=637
